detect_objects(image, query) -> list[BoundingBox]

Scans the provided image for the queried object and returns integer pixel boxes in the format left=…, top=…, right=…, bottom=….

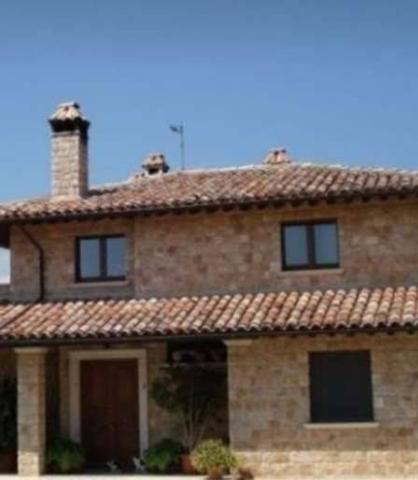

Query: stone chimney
left=48, top=102, right=90, bottom=197
left=142, top=153, right=170, bottom=176
left=263, top=147, right=291, bottom=166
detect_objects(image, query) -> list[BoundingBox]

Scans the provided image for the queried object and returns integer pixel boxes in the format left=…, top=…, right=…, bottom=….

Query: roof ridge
left=296, top=160, right=418, bottom=175
left=0, top=159, right=417, bottom=222
left=93, top=161, right=418, bottom=194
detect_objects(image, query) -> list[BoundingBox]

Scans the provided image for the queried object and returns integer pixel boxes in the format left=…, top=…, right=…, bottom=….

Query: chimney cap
left=263, top=147, right=291, bottom=166
left=142, top=153, right=170, bottom=176
left=48, top=101, right=90, bottom=135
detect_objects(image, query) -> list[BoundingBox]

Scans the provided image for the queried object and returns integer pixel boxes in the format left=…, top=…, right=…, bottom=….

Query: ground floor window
left=309, top=350, right=374, bottom=423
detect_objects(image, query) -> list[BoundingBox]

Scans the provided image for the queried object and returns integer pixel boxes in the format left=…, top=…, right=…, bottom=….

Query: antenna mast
left=169, top=123, right=185, bottom=170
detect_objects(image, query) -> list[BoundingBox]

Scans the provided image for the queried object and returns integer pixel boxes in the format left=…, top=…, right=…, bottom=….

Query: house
left=0, top=102, right=417, bottom=479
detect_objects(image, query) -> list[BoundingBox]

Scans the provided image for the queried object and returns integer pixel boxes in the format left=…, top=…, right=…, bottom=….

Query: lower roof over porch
left=0, top=284, right=416, bottom=346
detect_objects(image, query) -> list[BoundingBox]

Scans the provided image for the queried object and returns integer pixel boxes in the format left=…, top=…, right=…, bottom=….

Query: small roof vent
left=142, top=153, right=170, bottom=176
left=263, top=147, right=291, bottom=166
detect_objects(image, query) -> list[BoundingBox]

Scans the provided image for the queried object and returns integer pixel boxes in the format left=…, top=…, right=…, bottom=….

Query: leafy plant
left=0, top=377, right=16, bottom=452
left=46, top=438, right=85, bottom=473
left=143, top=438, right=184, bottom=473
left=191, top=439, right=238, bottom=479
left=151, top=365, right=227, bottom=452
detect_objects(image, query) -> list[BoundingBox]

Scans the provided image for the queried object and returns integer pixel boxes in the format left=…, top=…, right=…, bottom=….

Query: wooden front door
left=80, top=359, right=139, bottom=470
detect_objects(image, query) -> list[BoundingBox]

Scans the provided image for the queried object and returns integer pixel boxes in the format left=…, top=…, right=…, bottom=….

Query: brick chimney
left=263, top=147, right=291, bottom=166
left=48, top=102, right=90, bottom=197
left=142, top=153, right=170, bottom=176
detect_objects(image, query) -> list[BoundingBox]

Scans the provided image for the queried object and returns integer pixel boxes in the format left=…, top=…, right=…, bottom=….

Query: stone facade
left=4, top=99, right=418, bottom=478
left=6, top=193, right=418, bottom=478
left=9, top=200, right=418, bottom=302
left=10, top=218, right=134, bottom=301
left=228, top=334, right=418, bottom=478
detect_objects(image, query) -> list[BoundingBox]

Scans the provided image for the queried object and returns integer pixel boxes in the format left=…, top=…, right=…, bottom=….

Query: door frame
left=68, top=349, right=148, bottom=456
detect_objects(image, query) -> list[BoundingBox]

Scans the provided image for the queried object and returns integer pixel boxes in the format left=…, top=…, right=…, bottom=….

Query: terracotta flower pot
left=207, top=465, right=224, bottom=480
left=0, top=452, right=17, bottom=473
left=181, top=454, right=198, bottom=474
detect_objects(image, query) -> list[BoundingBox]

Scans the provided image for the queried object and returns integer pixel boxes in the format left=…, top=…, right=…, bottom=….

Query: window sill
left=70, top=280, right=130, bottom=288
left=304, top=422, right=379, bottom=430
left=278, top=268, right=344, bottom=277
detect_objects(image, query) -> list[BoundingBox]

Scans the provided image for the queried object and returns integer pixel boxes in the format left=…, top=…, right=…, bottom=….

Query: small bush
left=143, top=438, right=184, bottom=473
left=46, top=438, right=85, bottom=473
left=191, top=439, right=238, bottom=478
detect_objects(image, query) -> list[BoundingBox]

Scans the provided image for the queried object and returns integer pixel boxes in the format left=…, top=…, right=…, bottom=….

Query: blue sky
left=0, top=0, right=417, bottom=278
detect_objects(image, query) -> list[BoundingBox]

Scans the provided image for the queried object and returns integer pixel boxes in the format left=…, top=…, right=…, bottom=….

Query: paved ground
left=0, top=476, right=207, bottom=480
left=0, top=475, right=415, bottom=479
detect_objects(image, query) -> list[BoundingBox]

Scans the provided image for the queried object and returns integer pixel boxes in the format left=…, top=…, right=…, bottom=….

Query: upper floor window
left=281, top=220, right=339, bottom=270
left=309, top=351, right=374, bottom=423
left=75, top=235, right=126, bottom=282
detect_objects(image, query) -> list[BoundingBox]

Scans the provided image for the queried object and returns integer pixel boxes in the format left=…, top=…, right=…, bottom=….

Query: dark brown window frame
left=281, top=219, right=340, bottom=271
left=309, top=350, right=374, bottom=423
left=75, top=234, right=127, bottom=283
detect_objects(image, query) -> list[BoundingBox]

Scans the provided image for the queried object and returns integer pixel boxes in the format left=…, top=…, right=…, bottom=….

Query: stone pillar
left=15, top=348, right=48, bottom=477
left=224, top=339, right=253, bottom=450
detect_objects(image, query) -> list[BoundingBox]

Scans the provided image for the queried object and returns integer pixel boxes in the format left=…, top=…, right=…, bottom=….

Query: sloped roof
left=0, top=162, right=417, bottom=224
left=0, top=285, right=417, bottom=345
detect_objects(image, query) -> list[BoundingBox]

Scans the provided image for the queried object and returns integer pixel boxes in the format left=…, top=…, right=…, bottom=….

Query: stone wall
left=10, top=218, right=134, bottom=301
left=227, top=334, right=418, bottom=478
left=9, top=200, right=418, bottom=302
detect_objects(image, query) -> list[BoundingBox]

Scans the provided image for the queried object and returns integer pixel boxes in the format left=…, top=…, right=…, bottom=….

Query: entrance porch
left=6, top=340, right=230, bottom=477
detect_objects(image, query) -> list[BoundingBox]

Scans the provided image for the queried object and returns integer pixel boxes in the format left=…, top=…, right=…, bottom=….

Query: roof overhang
left=0, top=285, right=416, bottom=347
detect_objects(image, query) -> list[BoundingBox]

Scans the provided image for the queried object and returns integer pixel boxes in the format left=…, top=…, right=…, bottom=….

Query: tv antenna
left=169, top=123, right=185, bottom=170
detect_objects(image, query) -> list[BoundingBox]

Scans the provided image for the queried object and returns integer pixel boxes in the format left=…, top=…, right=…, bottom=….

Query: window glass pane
left=314, top=223, right=338, bottom=265
left=283, top=225, right=308, bottom=267
left=106, top=237, right=126, bottom=277
left=0, top=247, right=10, bottom=284
left=309, top=351, right=373, bottom=423
left=79, top=239, right=100, bottom=279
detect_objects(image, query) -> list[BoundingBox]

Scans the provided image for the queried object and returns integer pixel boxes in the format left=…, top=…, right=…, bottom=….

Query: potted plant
left=0, top=377, right=17, bottom=473
left=191, top=439, right=238, bottom=480
left=236, top=466, right=254, bottom=479
left=143, top=438, right=184, bottom=473
left=46, top=438, right=85, bottom=473
left=151, top=365, right=227, bottom=473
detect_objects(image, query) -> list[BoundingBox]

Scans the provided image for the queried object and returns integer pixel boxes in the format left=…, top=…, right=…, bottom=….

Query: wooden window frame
left=75, top=234, right=126, bottom=283
left=309, top=350, right=374, bottom=424
left=281, top=219, right=340, bottom=271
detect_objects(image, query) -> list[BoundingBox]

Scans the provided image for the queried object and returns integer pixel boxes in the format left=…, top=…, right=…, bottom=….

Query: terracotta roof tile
left=0, top=285, right=417, bottom=345
left=0, top=162, right=417, bottom=224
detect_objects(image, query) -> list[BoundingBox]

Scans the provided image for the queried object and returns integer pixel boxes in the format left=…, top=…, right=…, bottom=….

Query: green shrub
left=143, top=438, right=184, bottom=473
left=191, top=439, right=237, bottom=477
left=151, top=366, right=227, bottom=452
left=46, top=438, right=85, bottom=473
